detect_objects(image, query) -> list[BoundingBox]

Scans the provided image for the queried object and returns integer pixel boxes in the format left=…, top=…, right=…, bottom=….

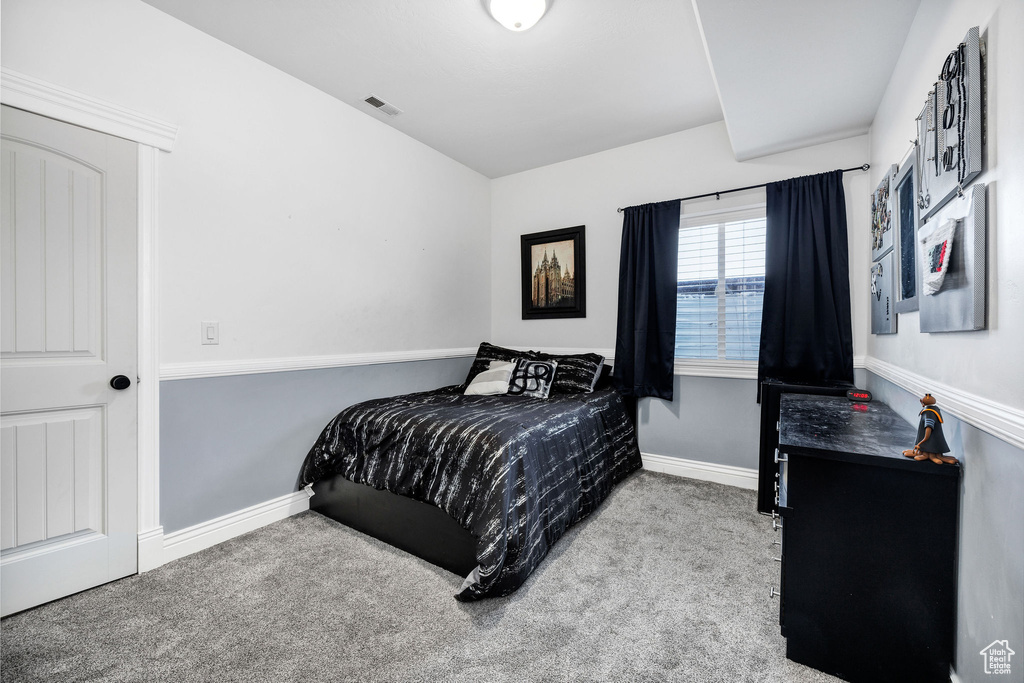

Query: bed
left=299, top=346, right=642, bottom=601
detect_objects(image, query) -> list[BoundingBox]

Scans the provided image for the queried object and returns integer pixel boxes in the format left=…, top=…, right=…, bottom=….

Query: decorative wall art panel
left=918, top=26, right=983, bottom=222
left=871, top=165, right=898, bottom=262
left=918, top=183, right=986, bottom=333
left=870, top=250, right=897, bottom=335
left=893, top=152, right=920, bottom=313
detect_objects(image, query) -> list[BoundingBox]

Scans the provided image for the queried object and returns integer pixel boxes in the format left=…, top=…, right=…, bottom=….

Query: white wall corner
left=642, top=452, right=758, bottom=490
left=137, top=527, right=165, bottom=573
left=0, top=68, right=178, bottom=151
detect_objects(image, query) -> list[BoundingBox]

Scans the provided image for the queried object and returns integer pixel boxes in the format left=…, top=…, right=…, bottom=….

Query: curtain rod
left=616, top=164, right=871, bottom=213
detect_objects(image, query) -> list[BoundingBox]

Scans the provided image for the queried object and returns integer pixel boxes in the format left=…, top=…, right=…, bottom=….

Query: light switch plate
left=201, top=321, right=219, bottom=345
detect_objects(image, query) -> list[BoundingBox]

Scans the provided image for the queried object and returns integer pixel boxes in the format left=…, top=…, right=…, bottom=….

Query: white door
left=1, top=105, right=138, bottom=616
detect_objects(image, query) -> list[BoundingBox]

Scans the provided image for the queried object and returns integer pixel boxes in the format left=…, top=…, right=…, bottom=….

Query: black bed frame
left=308, top=384, right=637, bottom=578
left=310, top=474, right=478, bottom=576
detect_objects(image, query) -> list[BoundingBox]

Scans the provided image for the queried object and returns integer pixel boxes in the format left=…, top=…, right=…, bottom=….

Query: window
left=676, top=206, right=766, bottom=362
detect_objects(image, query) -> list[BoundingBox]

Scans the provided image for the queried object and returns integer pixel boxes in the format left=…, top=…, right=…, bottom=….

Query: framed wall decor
left=893, top=152, right=920, bottom=313
left=521, top=225, right=586, bottom=320
left=919, top=183, right=986, bottom=333
left=919, top=26, right=983, bottom=222
left=871, top=165, right=898, bottom=262
left=870, top=251, right=897, bottom=334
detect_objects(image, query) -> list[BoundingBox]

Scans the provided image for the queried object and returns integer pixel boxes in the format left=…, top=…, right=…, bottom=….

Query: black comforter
left=299, top=386, right=642, bottom=600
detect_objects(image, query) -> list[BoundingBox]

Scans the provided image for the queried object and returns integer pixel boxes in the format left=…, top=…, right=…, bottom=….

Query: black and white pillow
left=507, top=359, right=558, bottom=399
left=464, top=342, right=535, bottom=387
left=464, top=360, right=517, bottom=396
left=535, top=351, right=605, bottom=394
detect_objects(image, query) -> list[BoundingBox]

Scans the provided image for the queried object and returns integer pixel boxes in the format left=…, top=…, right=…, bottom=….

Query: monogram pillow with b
left=507, top=359, right=558, bottom=399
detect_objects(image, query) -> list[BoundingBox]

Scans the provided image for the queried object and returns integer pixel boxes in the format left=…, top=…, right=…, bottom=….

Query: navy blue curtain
left=612, top=200, right=680, bottom=400
left=758, top=170, right=854, bottom=397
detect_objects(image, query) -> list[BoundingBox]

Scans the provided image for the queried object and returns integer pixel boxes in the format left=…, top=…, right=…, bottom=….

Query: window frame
left=674, top=202, right=766, bottom=379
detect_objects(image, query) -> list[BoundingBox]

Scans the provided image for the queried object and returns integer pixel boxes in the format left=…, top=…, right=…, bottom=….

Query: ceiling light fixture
left=489, top=0, right=548, bottom=32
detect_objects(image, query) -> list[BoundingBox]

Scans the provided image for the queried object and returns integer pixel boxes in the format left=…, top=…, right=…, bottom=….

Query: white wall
left=867, top=0, right=1024, bottom=410
left=1, top=0, right=492, bottom=365
left=491, top=120, right=870, bottom=359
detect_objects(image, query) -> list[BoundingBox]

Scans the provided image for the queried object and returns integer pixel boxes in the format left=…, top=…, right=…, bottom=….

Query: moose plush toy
left=902, top=393, right=958, bottom=465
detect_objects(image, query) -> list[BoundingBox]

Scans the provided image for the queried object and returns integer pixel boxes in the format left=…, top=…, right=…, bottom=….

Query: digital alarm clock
left=846, top=389, right=873, bottom=403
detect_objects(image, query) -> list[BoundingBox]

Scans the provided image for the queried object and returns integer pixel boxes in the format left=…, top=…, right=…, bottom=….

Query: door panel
left=2, top=138, right=103, bottom=361
left=1, top=105, right=137, bottom=616
left=1, top=407, right=104, bottom=550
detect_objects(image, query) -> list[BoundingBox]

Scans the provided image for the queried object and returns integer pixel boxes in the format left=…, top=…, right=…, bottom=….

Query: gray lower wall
left=638, top=375, right=761, bottom=469
left=159, top=357, right=472, bottom=534
left=865, top=373, right=1024, bottom=683
left=636, top=369, right=870, bottom=471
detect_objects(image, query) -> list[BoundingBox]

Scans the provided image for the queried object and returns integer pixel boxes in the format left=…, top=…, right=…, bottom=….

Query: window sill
left=673, top=359, right=758, bottom=380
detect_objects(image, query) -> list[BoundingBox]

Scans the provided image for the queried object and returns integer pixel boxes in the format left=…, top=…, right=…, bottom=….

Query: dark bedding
left=299, top=385, right=642, bottom=601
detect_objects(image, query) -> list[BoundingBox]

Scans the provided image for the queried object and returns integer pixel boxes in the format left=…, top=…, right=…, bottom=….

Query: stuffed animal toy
left=902, top=394, right=958, bottom=465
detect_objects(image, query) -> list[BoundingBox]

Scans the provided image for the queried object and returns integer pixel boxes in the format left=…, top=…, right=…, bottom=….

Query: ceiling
left=141, top=0, right=921, bottom=178
left=694, top=0, right=922, bottom=161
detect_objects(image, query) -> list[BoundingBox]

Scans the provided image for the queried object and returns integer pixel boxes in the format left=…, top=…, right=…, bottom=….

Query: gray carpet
left=1, top=471, right=840, bottom=682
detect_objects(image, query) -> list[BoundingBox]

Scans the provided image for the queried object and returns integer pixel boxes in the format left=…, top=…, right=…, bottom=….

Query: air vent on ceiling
left=364, top=94, right=403, bottom=117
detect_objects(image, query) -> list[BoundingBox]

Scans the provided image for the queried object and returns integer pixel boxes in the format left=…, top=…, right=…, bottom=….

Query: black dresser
left=775, top=394, right=960, bottom=683
left=758, top=380, right=851, bottom=514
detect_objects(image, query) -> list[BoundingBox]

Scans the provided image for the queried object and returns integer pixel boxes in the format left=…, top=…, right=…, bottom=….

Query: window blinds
left=676, top=206, right=766, bottom=361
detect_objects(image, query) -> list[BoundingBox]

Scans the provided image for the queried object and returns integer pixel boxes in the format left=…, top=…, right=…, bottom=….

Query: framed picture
left=919, top=26, right=983, bottom=222
left=521, top=225, right=586, bottom=319
left=893, top=152, right=920, bottom=313
left=871, top=164, right=898, bottom=261
left=919, top=183, right=986, bottom=332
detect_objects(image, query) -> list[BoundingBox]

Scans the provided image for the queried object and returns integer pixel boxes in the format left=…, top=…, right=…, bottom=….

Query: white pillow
left=464, top=360, right=517, bottom=396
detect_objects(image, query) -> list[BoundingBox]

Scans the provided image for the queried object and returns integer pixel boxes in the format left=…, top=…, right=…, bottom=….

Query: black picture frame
left=521, top=225, right=586, bottom=320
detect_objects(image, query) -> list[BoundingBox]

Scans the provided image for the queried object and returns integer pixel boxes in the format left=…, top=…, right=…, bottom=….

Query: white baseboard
left=138, top=489, right=312, bottom=570
left=949, top=668, right=963, bottom=683
left=641, top=452, right=758, bottom=490
left=137, top=526, right=165, bottom=573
